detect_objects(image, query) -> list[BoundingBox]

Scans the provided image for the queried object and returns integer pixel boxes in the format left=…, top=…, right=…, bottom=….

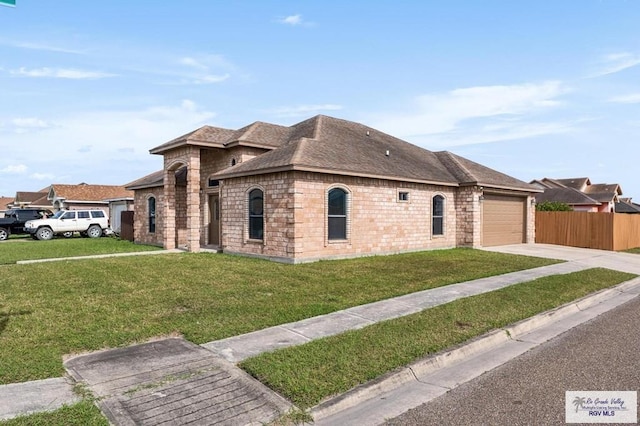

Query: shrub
left=536, top=201, right=573, bottom=211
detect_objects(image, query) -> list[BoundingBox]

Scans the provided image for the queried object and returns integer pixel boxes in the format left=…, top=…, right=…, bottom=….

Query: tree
left=536, top=201, right=573, bottom=211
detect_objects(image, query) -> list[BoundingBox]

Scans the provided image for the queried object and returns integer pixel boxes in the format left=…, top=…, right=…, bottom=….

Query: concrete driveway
left=482, top=243, right=640, bottom=275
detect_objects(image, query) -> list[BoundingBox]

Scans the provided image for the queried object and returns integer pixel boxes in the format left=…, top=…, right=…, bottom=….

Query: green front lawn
left=0, top=400, right=108, bottom=426
left=0, top=237, right=161, bottom=265
left=0, top=249, right=557, bottom=384
left=240, top=268, right=635, bottom=409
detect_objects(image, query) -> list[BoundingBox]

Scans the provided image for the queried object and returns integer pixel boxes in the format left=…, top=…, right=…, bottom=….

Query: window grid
left=432, top=195, right=444, bottom=236
left=248, top=188, right=264, bottom=240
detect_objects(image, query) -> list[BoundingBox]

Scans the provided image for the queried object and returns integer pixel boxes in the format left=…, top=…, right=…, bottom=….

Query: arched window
left=248, top=188, right=264, bottom=240
left=328, top=188, right=348, bottom=240
left=432, top=195, right=444, bottom=236
left=148, top=197, right=156, bottom=233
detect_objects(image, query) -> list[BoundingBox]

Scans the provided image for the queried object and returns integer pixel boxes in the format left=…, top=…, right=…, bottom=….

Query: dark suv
left=0, top=209, right=53, bottom=241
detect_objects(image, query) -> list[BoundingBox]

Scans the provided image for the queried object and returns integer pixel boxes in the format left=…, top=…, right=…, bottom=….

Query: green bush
left=536, top=201, right=573, bottom=211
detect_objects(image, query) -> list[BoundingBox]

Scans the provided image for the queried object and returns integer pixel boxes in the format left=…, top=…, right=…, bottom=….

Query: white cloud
left=1, top=164, right=28, bottom=174
left=173, top=54, right=232, bottom=84
left=267, top=104, right=343, bottom=117
left=11, top=118, right=50, bottom=129
left=0, top=38, right=85, bottom=54
left=608, top=93, right=640, bottom=104
left=372, top=81, right=569, bottom=145
left=280, top=14, right=302, bottom=25
left=590, top=52, right=640, bottom=78
left=10, top=67, right=117, bottom=79
left=0, top=100, right=215, bottom=193
left=277, top=14, right=314, bottom=27
left=30, top=173, right=55, bottom=180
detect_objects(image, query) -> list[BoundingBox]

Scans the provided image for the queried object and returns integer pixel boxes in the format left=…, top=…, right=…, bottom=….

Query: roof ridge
left=312, top=115, right=322, bottom=140
left=437, top=151, right=477, bottom=183
left=290, top=138, right=309, bottom=165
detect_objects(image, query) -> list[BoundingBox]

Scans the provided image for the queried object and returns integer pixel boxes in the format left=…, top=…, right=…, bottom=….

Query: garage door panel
left=482, top=195, right=526, bottom=246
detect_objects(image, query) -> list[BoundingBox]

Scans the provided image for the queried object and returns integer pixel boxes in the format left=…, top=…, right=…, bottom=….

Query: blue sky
left=1, top=1, right=640, bottom=199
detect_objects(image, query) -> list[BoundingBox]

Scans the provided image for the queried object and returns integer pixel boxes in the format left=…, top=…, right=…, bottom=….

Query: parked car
left=24, top=209, right=110, bottom=241
left=0, top=208, right=53, bottom=241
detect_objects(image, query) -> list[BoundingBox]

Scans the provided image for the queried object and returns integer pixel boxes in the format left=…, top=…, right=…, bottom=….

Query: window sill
left=246, top=238, right=264, bottom=244
left=328, top=239, right=350, bottom=244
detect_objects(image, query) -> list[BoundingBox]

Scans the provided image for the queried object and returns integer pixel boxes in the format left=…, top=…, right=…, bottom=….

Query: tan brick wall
left=140, top=145, right=532, bottom=259
left=526, top=195, right=536, bottom=243
left=221, top=171, right=459, bottom=262
left=455, top=186, right=483, bottom=248
left=133, top=187, right=164, bottom=246
left=220, top=172, right=296, bottom=260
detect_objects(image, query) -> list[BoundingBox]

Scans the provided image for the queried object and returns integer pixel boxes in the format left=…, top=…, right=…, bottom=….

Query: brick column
left=186, top=149, right=201, bottom=253
left=163, top=169, right=176, bottom=250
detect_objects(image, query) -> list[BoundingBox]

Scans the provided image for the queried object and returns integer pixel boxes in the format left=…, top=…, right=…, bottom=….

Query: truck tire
left=36, top=227, right=54, bottom=241
left=87, top=225, right=103, bottom=238
left=0, top=228, right=8, bottom=241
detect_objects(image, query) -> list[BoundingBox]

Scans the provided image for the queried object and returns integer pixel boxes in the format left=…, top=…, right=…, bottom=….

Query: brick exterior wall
left=455, top=186, right=483, bottom=248
left=132, top=146, right=533, bottom=261
left=221, top=171, right=460, bottom=262
left=133, top=187, right=164, bottom=246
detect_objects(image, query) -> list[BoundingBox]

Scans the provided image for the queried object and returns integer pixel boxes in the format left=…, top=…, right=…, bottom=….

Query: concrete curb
left=310, top=277, right=640, bottom=421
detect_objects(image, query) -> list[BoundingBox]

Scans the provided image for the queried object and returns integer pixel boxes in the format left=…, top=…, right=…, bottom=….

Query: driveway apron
left=64, top=338, right=291, bottom=426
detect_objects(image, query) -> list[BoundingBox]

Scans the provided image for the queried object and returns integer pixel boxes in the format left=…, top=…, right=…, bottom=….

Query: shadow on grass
left=0, top=306, right=32, bottom=336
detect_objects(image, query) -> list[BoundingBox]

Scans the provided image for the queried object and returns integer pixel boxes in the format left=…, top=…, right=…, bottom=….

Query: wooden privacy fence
left=536, top=211, right=640, bottom=251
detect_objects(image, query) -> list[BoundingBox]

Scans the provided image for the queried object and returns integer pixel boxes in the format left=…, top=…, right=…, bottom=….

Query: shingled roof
left=0, top=196, right=14, bottom=210
left=49, top=184, right=133, bottom=202
left=534, top=187, right=601, bottom=205
left=149, top=121, right=293, bottom=154
left=206, top=115, right=537, bottom=191
left=533, top=177, right=623, bottom=205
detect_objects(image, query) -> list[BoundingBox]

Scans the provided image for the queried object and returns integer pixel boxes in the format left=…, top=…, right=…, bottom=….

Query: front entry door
left=209, top=195, right=220, bottom=245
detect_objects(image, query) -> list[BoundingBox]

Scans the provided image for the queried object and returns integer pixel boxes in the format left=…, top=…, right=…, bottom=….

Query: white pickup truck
left=24, top=209, right=110, bottom=240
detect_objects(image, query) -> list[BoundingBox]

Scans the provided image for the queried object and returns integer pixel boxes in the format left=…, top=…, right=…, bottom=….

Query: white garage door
left=482, top=194, right=526, bottom=246
left=111, top=203, right=127, bottom=233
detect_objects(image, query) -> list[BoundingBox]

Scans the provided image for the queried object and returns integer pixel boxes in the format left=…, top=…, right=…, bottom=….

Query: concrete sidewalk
left=1, top=244, right=639, bottom=424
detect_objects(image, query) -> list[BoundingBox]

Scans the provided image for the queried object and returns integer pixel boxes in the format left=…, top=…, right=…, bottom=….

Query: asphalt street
left=385, top=295, right=640, bottom=426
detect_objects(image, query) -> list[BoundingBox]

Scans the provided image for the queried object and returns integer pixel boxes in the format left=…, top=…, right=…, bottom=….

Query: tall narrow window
left=249, top=188, right=264, bottom=240
left=148, top=197, right=156, bottom=233
left=432, top=195, right=444, bottom=236
left=328, top=188, right=347, bottom=240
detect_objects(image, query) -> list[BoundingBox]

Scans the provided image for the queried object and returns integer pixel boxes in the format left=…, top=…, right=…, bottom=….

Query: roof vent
left=385, top=150, right=390, bottom=157
left=366, top=131, right=370, bottom=136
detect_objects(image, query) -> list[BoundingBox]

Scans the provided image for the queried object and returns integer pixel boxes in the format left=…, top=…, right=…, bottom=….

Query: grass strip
left=0, top=237, right=161, bottom=265
left=0, top=248, right=556, bottom=384
left=0, top=400, right=108, bottom=426
left=240, top=268, right=635, bottom=409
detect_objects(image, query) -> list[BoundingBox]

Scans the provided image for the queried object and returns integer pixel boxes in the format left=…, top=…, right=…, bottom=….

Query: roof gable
left=556, top=177, right=590, bottom=191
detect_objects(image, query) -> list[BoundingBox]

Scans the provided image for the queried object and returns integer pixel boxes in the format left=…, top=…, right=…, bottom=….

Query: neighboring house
left=615, top=198, right=640, bottom=214
left=0, top=196, right=14, bottom=218
left=531, top=177, right=622, bottom=212
left=44, top=183, right=133, bottom=216
left=105, top=197, right=135, bottom=233
left=11, top=190, right=53, bottom=210
left=130, top=115, right=540, bottom=263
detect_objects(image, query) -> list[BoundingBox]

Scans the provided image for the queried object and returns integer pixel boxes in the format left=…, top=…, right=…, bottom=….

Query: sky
left=1, top=1, right=640, bottom=199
